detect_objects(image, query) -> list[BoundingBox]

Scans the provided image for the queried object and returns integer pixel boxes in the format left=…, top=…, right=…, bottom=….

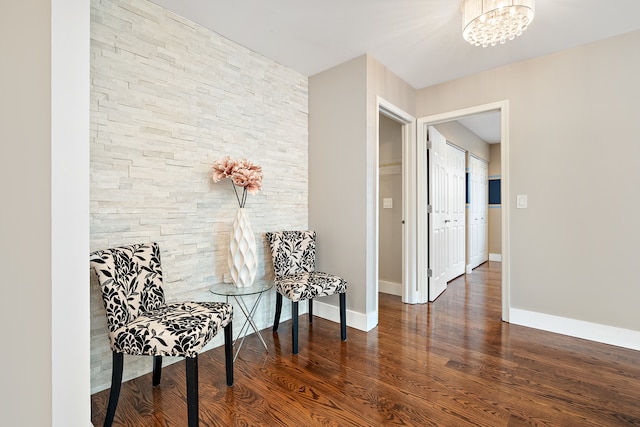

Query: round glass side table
left=210, top=279, right=273, bottom=361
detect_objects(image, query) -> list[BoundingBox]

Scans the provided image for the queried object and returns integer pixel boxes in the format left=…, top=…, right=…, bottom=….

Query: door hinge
left=427, top=268, right=433, bottom=278
left=427, top=205, right=433, bottom=214
left=426, top=140, right=432, bottom=150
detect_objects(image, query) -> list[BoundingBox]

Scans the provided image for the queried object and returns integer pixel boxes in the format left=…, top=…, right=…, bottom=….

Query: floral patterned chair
left=265, top=231, right=347, bottom=354
left=90, top=242, right=233, bottom=427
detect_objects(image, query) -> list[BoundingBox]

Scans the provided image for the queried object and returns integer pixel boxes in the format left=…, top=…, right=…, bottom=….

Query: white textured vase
left=228, top=207, right=257, bottom=287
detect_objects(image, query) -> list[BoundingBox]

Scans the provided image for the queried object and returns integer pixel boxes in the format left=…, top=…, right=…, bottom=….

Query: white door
left=427, top=126, right=449, bottom=301
left=467, top=155, right=488, bottom=271
left=447, top=144, right=466, bottom=280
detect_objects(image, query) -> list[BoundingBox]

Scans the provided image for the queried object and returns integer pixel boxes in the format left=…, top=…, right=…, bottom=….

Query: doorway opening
left=417, top=101, right=510, bottom=321
left=378, top=113, right=403, bottom=297
left=375, top=98, right=417, bottom=309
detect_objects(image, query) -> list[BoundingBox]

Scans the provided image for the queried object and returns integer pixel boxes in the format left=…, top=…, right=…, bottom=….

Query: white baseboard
left=308, top=302, right=640, bottom=351
left=303, top=300, right=640, bottom=351
left=314, top=300, right=376, bottom=332
left=489, top=253, right=502, bottom=262
left=379, top=280, right=402, bottom=296
left=510, top=308, right=640, bottom=351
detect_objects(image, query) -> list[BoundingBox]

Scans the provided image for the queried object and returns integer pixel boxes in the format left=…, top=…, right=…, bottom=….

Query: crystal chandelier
left=462, top=0, right=535, bottom=47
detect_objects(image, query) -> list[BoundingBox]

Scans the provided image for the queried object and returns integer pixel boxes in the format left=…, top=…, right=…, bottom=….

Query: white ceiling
left=149, top=0, right=640, bottom=90
left=147, top=0, right=640, bottom=144
left=458, top=111, right=502, bottom=144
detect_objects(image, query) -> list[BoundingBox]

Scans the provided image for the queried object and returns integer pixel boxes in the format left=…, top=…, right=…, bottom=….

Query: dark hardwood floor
left=91, top=262, right=640, bottom=426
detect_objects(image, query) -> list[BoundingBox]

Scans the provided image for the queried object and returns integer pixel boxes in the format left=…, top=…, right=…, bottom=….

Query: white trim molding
left=379, top=280, right=402, bottom=296
left=314, top=300, right=374, bottom=332
left=510, top=309, right=640, bottom=351
left=489, top=253, right=502, bottom=262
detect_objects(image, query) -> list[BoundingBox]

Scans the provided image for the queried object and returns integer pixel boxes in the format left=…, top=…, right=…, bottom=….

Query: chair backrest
left=90, top=242, right=165, bottom=333
left=266, top=231, right=316, bottom=277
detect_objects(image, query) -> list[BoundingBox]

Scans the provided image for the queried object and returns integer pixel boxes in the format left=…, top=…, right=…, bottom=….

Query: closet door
left=468, top=155, right=488, bottom=271
left=447, top=144, right=466, bottom=280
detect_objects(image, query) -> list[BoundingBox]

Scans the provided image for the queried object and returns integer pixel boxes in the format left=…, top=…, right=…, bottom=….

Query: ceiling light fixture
left=462, top=0, right=535, bottom=47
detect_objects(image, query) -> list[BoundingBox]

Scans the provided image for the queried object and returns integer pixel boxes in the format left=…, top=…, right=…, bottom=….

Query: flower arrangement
left=211, top=156, right=263, bottom=208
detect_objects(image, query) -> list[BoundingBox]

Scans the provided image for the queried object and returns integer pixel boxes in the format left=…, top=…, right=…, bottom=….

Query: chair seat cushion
left=275, top=271, right=347, bottom=302
left=110, top=301, right=233, bottom=358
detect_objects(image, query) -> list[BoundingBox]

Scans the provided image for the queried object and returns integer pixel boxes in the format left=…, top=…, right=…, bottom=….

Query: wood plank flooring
left=91, top=262, right=640, bottom=426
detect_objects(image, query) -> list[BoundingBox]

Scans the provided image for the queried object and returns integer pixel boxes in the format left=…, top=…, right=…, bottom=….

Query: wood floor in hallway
left=91, top=261, right=640, bottom=426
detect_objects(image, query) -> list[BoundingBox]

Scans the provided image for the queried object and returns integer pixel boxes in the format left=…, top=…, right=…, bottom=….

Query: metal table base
left=210, top=280, right=273, bottom=361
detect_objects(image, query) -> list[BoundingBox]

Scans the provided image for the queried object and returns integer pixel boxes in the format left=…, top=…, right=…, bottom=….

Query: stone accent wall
left=90, top=0, right=308, bottom=393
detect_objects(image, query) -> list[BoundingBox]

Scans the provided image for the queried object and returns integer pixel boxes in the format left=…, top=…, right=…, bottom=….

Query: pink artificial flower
left=211, top=156, right=239, bottom=182
left=211, top=156, right=263, bottom=207
left=231, top=169, right=250, bottom=187
left=242, top=169, right=263, bottom=194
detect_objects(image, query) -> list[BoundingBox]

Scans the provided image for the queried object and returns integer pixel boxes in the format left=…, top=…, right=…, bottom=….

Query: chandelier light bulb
left=462, top=0, right=535, bottom=47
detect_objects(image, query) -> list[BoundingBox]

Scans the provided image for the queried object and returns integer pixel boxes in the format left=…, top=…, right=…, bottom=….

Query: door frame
left=376, top=97, right=417, bottom=304
left=417, top=100, right=511, bottom=321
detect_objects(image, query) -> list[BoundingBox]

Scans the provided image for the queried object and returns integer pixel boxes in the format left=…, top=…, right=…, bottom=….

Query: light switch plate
left=383, top=198, right=393, bottom=209
left=517, top=194, right=528, bottom=209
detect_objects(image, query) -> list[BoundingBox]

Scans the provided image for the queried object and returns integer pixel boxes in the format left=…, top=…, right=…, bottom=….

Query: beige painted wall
left=378, top=114, right=403, bottom=285
left=1, top=0, right=90, bottom=425
left=416, top=30, right=640, bottom=331
left=488, top=144, right=502, bottom=177
left=1, top=2, right=53, bottom=425
left=309, top=56, right=368, bottom=316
